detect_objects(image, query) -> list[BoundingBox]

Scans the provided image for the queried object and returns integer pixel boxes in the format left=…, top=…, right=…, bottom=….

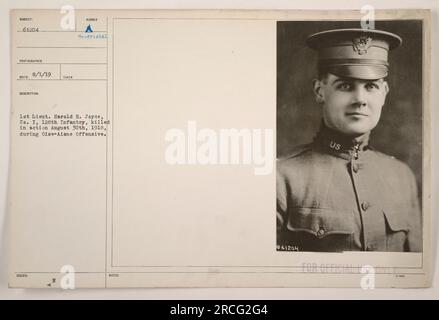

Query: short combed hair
left=317, top=68, right=330, bottom=83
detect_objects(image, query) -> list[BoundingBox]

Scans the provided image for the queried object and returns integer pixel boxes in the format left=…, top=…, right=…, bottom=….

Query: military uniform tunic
left=277, top=125, right=422, bottom=252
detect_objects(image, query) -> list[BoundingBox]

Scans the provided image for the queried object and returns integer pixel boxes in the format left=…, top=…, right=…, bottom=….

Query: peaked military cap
left=306, top=28, right=402, bottom=80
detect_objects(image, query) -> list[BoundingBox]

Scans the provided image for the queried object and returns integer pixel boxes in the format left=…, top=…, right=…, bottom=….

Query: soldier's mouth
left=346, top=112, right=368, bottom=117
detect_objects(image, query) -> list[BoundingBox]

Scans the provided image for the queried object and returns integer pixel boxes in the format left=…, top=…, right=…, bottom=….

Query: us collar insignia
left=352, top=35, right=372, bottom=55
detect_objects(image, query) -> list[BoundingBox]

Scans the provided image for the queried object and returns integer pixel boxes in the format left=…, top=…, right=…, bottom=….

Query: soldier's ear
left=313, top=79, right=325, bottom=104
left=383, top=80, right=389, bottom=95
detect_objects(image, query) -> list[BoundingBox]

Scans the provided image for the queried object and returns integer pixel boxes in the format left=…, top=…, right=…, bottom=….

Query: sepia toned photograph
left=6, top=8, right=431, bottom=289
left=276, top=20, right=424, bottom=252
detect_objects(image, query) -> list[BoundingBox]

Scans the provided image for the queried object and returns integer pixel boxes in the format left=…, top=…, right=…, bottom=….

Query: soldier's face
left=314, top=74, right=389, bottom=137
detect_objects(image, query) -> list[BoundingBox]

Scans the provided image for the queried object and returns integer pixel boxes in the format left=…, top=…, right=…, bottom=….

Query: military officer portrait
left=276, top=21, right=423, bottom=252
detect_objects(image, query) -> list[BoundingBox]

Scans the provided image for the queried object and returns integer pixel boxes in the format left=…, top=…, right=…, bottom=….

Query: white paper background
left=1, top=0, right=438, bottom=299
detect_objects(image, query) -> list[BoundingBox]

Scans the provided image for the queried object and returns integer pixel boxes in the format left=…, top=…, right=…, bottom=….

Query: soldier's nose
left=352, top=87, right=367, bottom=108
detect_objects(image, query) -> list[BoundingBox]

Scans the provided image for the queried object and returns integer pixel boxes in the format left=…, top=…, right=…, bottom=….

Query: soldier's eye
left=365, top=83, right=379, bottom=90
left=336, top=82, right=352, bottom=91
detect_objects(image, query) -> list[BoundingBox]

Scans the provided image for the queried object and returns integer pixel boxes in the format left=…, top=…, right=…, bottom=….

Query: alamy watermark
left=301, top=262, right=379, bottom=290
left=60, top=5, right=75, bottom=31
left=164, top=121, right=274, bottom=175
left=60, top=264, right=75, bottom=289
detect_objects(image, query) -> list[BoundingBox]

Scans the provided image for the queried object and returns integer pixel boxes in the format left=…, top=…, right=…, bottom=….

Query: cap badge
left=352, top=36, right=372, bottom=55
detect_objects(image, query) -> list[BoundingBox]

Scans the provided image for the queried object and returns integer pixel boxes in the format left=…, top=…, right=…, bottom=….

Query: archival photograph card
left=8, top=9, right=431, bottom=288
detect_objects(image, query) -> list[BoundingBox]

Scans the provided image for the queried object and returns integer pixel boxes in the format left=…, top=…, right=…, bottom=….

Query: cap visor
left=326, top=65, right=388, bottom=80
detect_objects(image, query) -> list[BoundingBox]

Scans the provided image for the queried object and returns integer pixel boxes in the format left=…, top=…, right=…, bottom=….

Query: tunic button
left=317, top=228, right=325, bottom=237
left=361, top=201, right=370, bottom=211
left=352, top=163, right=359, bottom=173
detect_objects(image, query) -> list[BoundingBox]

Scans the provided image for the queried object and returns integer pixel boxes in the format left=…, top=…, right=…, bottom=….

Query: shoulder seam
left=278, top=144, right=312, bottom=161
left=371, top=148, right=399, bottom=161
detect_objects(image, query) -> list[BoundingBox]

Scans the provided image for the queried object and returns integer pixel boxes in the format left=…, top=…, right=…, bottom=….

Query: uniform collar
left=312, top=122, right=371, bottom=160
